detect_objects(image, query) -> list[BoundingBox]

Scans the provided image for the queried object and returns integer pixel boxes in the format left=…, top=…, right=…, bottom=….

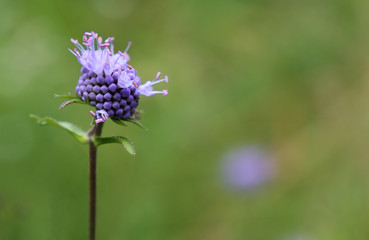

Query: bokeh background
left=1, top=0, right=369, bottom=239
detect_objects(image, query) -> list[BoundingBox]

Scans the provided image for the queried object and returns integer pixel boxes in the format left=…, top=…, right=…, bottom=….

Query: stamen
left=110, top=44, right=114, bottom=55
left=83, top=33, right=93, bottom=45
left=127, top=65, right=132, bottom=70
left=75, top=42, right=84, bottom=52
left=118, top=51, right=130, bottom=61
left=70, top=38, right=78, bottom=44
left=106, top=48, right=112, bottom=56
left=84, top=34, right=90, bottom=41
left=68, top=48, right=78, bottom=57
left=83, top=37, right=93, bottom=46
left=151, top=76, right=168, bottom=85
left=74, top=48, right=81, bottom=58
left=137, top=79, right=169, bottom=97
left=100, top=47, right=104, bottom=60
left=155, top=72, right=161, bottom=80
left=150, top=90, right=166, bottom=96
left=100, top=43, right=110, bottom=48
left=124, top=53, right=130, bottom=61
left=133, top=82, right=138, bottom=88
left=123, top=41, right=132, bottom=54
left=105, top=37, right=115, bottom=43
left=91, top=32, right=98, bottom=39
left=89, top=111, right=96, bottom=117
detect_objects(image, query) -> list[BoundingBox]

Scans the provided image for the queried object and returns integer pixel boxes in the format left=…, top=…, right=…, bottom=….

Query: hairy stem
left=88, top=123, right=103, bottom=240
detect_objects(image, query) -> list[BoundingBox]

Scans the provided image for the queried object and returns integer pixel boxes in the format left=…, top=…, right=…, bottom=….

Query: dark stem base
left=88, top=123, right=103, bottom=240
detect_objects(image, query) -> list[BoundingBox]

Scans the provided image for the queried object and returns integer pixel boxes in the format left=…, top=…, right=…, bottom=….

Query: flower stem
left=88, top=123, right=104, bottom=240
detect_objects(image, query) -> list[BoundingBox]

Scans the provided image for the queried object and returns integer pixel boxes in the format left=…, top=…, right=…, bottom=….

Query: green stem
left=88, top=123, right=103, bottom=240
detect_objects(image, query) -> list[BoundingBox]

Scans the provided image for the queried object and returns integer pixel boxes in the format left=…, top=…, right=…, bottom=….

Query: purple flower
left=221, top=146, right=275, bottom=191
left=89, top=110, right=109, bottom=124
left=69, top=31, right=168, bottom=122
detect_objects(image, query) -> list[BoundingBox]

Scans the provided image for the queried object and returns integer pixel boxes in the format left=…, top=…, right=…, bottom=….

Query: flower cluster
left=69, top=31, right=168, bottom=122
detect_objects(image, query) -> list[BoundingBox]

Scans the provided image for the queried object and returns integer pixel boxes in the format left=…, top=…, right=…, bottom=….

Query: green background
left=1, top=0, right=369, bottom=239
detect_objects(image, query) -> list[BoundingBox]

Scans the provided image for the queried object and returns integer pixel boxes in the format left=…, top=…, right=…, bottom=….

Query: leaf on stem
left=93, top=136, right=135, bottom=155
left=59, top=99, right=87, bottom=109
left=111, top=117, right=147, bottom=130
left=111, top=119, right=128, bottom=126
left=124, top=117, right=147, bottom=130
left=55, top=94, right=79, bottom=100
left=30, top=114, right=88, bottom=144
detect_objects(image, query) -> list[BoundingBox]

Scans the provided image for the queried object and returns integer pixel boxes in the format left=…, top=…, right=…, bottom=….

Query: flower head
left=69, top=31, right=168, bottom=120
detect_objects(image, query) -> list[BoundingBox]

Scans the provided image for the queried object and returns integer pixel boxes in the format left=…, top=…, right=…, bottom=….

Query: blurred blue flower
left=221, top=145, right=276, bottom=191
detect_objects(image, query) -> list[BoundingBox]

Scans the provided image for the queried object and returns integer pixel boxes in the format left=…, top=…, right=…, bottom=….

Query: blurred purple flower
left=221, top=146, right=275, bottom=191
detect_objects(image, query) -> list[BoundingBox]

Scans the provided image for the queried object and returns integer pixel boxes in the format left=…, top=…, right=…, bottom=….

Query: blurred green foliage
left=1, top=0, right=369, bottom=239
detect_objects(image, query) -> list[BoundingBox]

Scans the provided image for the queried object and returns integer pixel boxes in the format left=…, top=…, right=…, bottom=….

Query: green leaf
left=111, top=118, right=128, bottom=126
left=30, top=114, right=88, bottom=144
left=123, top=117, right=147, bottom=130
left=55, top=94, right=79, bottom=100
left=59, top=99, right=87, bottom=109
left=111, top=117, right=146, bottom=130
left=93, top=136, right=135, bottom=155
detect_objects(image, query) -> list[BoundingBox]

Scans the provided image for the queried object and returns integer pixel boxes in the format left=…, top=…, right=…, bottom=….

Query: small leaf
left=59, top=99, right=87, bottom=109
left=111, top=118, right=128, bottom=126
left=93, top=136, right=135, bottom=155
left=55, top=94, right=79, bottom=100
left=30, top=114, right=88, bottom=144
left=123, top=117, right=147, bottom=130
